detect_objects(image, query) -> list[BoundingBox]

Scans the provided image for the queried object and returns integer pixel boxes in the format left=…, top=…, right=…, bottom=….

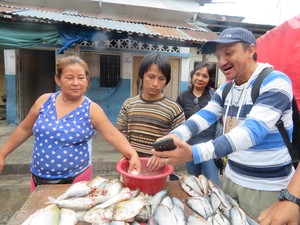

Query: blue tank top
left=30, top=92, right=95, bottom=179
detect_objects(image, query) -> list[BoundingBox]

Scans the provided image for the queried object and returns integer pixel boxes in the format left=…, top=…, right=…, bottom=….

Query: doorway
left=17, top=49, right=56, bottom=121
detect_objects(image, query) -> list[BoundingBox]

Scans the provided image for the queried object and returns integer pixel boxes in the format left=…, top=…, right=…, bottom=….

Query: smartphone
left=152, top=137, right=176, bottom=151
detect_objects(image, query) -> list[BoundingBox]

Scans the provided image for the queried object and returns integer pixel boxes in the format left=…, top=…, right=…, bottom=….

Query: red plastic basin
left=116, top=157, right=174, bottom=195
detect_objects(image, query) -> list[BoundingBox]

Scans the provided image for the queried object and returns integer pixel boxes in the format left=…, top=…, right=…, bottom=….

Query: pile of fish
left=179, top=174, right=259, bottom=225
left=21, top=176, right=185, bottom=225
left=21, top=174, right=259, bottom=225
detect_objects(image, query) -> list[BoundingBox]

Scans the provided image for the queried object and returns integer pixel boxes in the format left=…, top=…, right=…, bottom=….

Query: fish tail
left=45, top=196, right=57, bottom=205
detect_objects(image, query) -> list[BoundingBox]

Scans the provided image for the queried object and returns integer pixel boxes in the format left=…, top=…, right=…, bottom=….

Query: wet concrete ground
left=0, top=175, right=30, bottom=225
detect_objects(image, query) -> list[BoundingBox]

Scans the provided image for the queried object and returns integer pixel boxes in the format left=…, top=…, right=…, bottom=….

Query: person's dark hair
left=138, top=52, right=171, bottom=87
left=189, top=62, right=216, bottom=91
left=56, top=56, right=90, bottom=79
left=242, top=43, right=257, bottom=61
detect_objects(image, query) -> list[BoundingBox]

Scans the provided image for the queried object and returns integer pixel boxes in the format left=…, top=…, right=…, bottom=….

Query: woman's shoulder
left=30, top=93, right=54, bottom=113
left=178, top=89, right=192, bottom=99
left=35, top=93, right=53, bottom=105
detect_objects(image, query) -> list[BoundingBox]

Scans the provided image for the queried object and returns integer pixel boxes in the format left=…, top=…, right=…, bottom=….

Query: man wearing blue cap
left=148, top=27, right=296, bottom=219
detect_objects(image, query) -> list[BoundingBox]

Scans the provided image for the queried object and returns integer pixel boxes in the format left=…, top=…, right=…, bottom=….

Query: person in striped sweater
left=116, top=52, right=185, bottom=167
left=148, top=28, right=295, bottom=219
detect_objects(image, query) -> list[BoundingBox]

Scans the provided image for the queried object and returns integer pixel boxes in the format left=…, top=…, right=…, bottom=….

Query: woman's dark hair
left=139, top=52, right=171, bottom=86
left=189, top=62, right=216, bottom=91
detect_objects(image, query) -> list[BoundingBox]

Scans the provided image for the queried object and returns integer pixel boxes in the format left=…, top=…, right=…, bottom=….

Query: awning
left=0, top=21, right=62, bottom=49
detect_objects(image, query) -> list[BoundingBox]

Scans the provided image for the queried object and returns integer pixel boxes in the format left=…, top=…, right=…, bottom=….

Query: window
left=100, top=55, right=121, bottom=87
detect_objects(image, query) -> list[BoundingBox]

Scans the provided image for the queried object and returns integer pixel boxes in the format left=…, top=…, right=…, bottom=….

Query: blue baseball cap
left=201, top=27, right=257, bottom=54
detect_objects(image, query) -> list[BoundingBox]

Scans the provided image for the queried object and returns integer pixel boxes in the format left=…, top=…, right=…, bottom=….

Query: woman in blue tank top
left=0, top=56, right=141, bottom=191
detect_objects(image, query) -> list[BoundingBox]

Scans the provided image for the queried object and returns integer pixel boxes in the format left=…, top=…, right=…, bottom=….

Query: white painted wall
left=4, top=50, right=16, bottom=75
left=179, top=47, right=190, bottom=82
left=122, top=53, right=133, bottom=79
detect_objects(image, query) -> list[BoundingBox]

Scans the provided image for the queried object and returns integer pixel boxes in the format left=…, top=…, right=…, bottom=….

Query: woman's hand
left=258, top=200, right=300, bottom=225
left=127, top=154, right=142, bottom=174
left=0, top=154, right=5, bottom=174
left=148, top=137, right=193, bottom=169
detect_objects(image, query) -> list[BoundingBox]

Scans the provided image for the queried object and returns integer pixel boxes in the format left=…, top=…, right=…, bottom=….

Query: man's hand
left=148, top=137, right=193, bottom=170
left=258, top=200, right=299, bottom=225
left=146, top=155, right=167, bottom=171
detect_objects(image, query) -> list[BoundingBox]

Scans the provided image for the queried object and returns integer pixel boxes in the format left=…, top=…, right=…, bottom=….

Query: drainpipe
left=75, top=43, right=80, bottom=56
left=192, top=12, right=197, bottom=23
left=98, top=0, right=102, bottom=13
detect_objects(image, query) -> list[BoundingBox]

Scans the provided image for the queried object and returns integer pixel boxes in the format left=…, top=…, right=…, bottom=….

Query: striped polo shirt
left=171, top=63, right=295, bottom=191
left=117, top=94, right=185, bottom=155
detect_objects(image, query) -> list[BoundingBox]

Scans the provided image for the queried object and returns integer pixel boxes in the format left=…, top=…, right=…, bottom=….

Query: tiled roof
left=0, top=3, right=217, bottom=44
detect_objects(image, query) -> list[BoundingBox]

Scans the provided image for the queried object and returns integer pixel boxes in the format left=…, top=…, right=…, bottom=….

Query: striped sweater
left=117, top=94, right=185, bottom=155
left=171, top=63, right=295, bottom=191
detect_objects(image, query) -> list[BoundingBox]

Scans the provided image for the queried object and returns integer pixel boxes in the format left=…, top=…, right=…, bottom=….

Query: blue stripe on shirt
left=213, top=135, right=233, bottom=158
left=228, top=159, right=293, bottom=178
left=197, top=108, right=218, bottom=124
left=255, top=91, right=291, bottom=114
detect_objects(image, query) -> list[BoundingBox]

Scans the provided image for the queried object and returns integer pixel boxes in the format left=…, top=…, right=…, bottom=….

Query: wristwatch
left=278, top=189, right=300, bottom=206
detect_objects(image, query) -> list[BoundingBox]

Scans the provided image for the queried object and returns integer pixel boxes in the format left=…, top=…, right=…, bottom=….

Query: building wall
left=4, top=50, right=17, bottom=124
left=2, top=46, right=209, bottom=125
left=0, top=51, right=5, bottom=106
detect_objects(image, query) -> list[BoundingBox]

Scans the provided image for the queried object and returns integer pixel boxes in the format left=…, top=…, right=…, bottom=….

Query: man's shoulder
left=162, top=96, right=184, bottom=112
left=260, top=69, right=291, bottom=86
left=123, top=95, right=141, bottom=105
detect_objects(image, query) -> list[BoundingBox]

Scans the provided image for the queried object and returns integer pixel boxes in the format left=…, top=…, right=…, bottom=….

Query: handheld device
left=152, top=137, right=176, bottom=151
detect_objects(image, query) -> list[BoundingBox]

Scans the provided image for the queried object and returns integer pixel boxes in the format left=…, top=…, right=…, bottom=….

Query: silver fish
left=104, top=196, right=149, bottom=221
left=211, top=213, right=231, bottom=225
left=208, top=179, right=215, bottom=190
left=90, top=193, right=113, bottom=205
left=107, top=179, right=123, bottom=196
left=198, top=174, right=210, bottom=195
left=210, top=191, right=221, bottom=212
left=47, top=196, right=96, bottom=211
left=97, top=188, right=132, bottom=209
left=152, top=204, right=178, bottom=225
left=83, top=204, right=109, bottom=224
left=187, top=213, right=209, bottom=225
left=58, top=208, right=78, bottom=225
left=186, top=196, right=213, bottom=219
left=180, top=174, right=203, bottom=196
left=172, top=196, right=185, bottom=210
left=230, top=206, right=247, bottom=225
left=21, top=204, right=61, bottom=225
left=57, top=181, right=92, bottom=200
left=160, top=196, right=173, bottom=208
left=225, top=194, right=239, bottom=207
left=150, top=190, right=168, bottom=215
left=211, top=187, right=232, bottom=212
left=172, top=204, right=187, bottom=225
left=87, top=176, right=108, bottom=188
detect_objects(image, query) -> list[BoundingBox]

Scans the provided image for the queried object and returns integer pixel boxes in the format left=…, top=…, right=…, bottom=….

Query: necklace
left=228, top=84, right=245, bottom=127
left=193, top=89, right=203, bottom=98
